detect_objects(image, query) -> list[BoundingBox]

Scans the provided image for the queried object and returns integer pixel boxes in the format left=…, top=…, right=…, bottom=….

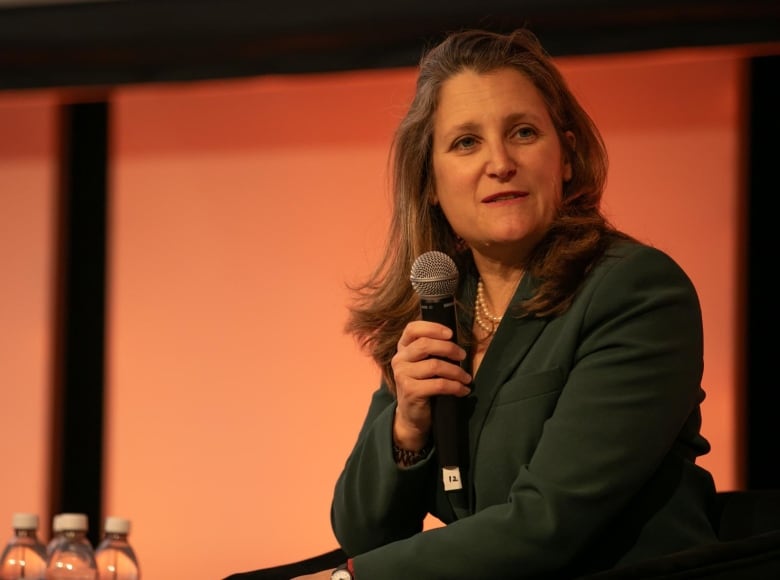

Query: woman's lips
left=482, top=191, right=528, bottom=203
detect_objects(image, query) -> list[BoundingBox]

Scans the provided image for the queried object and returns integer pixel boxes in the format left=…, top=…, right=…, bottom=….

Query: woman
left=319, top=28, right=718, bottom=579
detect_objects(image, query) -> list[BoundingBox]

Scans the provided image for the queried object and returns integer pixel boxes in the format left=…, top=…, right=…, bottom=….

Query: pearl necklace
left=475, top=278, right=503, bottom=336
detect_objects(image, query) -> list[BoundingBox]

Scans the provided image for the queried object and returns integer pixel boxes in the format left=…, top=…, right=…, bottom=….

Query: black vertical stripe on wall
left=745, top=55, right=777, bottom=489
left=49, top=101, right=108, bottom=546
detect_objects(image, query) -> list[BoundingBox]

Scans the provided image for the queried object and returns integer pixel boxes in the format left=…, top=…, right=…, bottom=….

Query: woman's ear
left=563, top=130, right=576, bottom=182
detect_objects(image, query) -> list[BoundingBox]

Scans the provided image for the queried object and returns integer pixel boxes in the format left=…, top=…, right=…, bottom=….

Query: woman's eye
left=514, top=126, right=537, bottom=140
left=452, top=136, right=477, bottom=150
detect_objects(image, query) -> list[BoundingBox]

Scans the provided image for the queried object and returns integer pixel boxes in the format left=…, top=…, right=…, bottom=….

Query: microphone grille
left=410, top=251, right=459, bottom=297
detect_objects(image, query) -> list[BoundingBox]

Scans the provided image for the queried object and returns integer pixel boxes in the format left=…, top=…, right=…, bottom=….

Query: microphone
left=410, top=250, right=463, bottom=492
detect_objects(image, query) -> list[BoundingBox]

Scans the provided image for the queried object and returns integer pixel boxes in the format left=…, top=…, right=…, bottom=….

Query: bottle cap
left=104, top=516, right=131, bottom=534
left=51, top=513, right=63, bottom=533
left=57, top=513, right=88, bottom=531
left=12, top=513, right=39, bottom=530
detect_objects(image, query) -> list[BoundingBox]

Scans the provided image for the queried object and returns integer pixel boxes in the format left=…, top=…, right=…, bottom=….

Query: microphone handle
left=419, top=294, right=463, bottom=492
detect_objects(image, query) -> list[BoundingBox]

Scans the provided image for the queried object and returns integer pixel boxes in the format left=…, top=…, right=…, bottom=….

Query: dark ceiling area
left=1, top=0, right=779, bottom=91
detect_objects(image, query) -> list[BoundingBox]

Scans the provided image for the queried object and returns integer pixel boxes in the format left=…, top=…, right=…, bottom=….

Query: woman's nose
left=486, top=145, right=517, bottom=180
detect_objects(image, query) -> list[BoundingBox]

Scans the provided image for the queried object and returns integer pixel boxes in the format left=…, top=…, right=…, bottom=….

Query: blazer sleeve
left=331, top=245, right=712, bottom=579
left=331, top=385, right=439, bottom=551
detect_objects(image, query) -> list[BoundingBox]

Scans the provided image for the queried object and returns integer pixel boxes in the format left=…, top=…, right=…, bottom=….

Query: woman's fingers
left=391, top=320, right=473, bottom=448
left=396, top=321, right=462, bottom=365
left=396, top=320, right=454, bottom=348
left=395, top=357, right=471, bottom=389
left=393, top=320, right=471, bottom=390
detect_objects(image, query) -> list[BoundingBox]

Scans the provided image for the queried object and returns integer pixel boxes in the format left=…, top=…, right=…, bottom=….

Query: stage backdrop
left=1, top=45, right=749, bottom=579
left=0, top=92, right=57, bottom=541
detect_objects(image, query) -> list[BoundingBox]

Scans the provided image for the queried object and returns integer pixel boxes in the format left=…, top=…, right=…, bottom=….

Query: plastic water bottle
left=45, top=514, right=96, bottom=580
left=0, top=512, right=47, bottom=580
left=94, top=518, right=139, bottom=580
left=45, top=515, right=65, bottom=561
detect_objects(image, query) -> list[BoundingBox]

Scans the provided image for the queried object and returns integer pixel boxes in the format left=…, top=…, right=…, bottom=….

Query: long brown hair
left=345, top=28, right=627, bottom=390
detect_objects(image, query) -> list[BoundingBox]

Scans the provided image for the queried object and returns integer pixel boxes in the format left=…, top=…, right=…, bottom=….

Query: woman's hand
left=390, top=320, right=472, bottom=450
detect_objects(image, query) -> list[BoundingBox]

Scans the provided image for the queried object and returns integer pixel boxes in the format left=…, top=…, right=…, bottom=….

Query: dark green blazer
left=331, top=240, right=718, bottom=579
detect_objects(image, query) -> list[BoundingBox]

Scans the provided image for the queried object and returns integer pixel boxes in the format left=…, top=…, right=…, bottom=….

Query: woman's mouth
left=483, top=191, right=527, bottom=203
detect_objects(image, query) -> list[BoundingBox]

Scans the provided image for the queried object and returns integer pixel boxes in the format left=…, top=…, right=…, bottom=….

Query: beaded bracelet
left=392, top=442, right=432, bottom=467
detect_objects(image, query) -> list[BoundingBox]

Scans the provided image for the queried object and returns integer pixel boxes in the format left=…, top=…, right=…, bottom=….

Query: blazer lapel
left=450, top=274, right=549, bottom=518
left=468, top=303, right=549, bottom=454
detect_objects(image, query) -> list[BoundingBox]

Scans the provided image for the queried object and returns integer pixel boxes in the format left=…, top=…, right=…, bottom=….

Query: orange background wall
left=0, top=92, right=57, bottom=535
left=0, top=46, right=751, bottom=579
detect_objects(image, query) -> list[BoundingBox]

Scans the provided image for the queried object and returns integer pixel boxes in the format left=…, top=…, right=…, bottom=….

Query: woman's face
left=431, top=67, right=572, bottom=264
